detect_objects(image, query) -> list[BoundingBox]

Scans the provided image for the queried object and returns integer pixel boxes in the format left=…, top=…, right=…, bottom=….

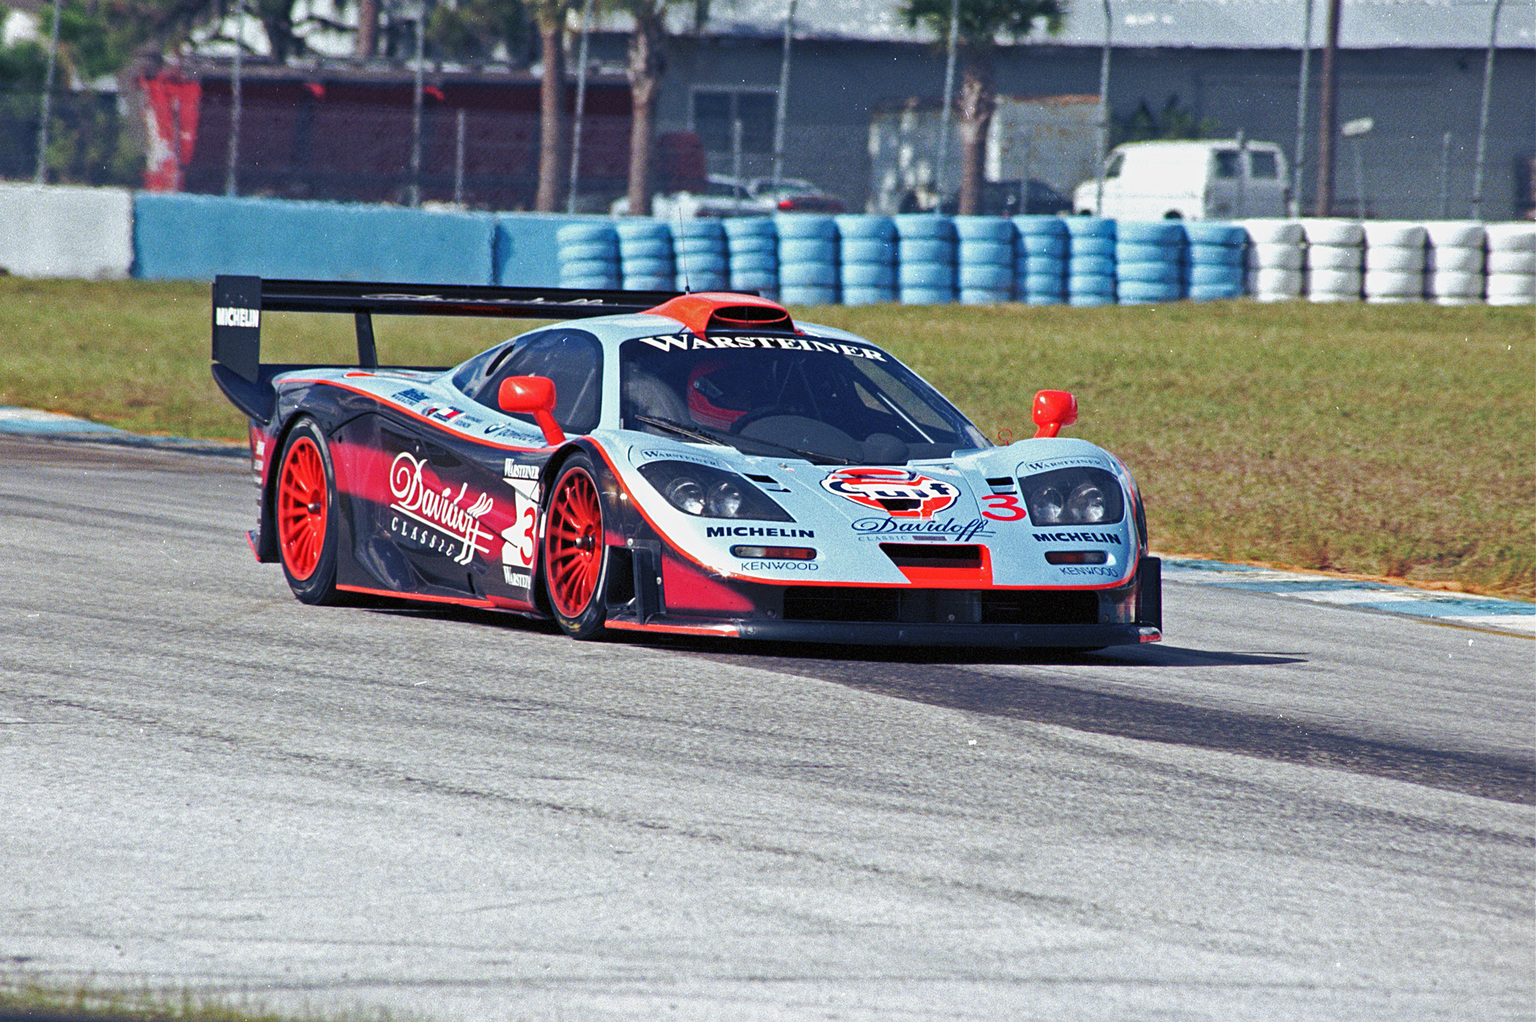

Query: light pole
left=771, top=0, right=795, bottom=192
left=1291, top=0, right=1314, bottom=217
left=225, top=2, right=245, bottom=196
left=934, top=0, right=959, bottom=211
left=1471, top=0, right=1505, bottom=220
left=567, top=0, right=593, bottom=214
left=33, top=0, right=60, bottom=185
left=1094, top=0, right=1111, bottom=213
left=1341, top=115, right=1372, bottom=218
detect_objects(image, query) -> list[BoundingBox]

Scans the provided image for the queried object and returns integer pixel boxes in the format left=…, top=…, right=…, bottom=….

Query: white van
left=1073, top=140, right=1289, bottom=220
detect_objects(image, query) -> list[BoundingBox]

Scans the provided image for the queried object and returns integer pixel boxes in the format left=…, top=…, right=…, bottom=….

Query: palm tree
left=900, top=0, right=1064, bottom=215
left=602, top=1, right=706, bottom=216
left=531, top=0, right=572, bottom=210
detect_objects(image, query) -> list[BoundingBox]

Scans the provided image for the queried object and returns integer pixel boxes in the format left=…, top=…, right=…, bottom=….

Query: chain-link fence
left=0, top=87, right=140, bottom=187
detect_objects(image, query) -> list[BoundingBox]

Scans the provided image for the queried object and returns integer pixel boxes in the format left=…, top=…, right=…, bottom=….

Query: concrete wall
left=0, top=184, right=134, bottom=279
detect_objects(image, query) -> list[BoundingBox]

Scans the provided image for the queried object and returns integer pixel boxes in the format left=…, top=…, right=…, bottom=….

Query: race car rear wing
left=211, top=275, right=684, bottom=424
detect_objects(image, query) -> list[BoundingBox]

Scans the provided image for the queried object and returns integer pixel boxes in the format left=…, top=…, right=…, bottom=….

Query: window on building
left=692, top=90, right=777, bottom=154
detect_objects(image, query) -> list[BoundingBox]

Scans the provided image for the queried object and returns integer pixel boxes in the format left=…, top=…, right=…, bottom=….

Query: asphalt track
left=0, top=434, right=1531, bottom=1022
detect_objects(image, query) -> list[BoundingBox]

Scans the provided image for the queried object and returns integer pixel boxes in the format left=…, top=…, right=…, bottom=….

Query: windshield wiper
left=632, top=413, right=726, bottom=445
left=730, top=432, right=855, bottom=465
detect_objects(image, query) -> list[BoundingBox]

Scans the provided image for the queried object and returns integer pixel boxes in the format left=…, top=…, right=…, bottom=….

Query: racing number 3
left=981, top=494, right=1028, bottom=522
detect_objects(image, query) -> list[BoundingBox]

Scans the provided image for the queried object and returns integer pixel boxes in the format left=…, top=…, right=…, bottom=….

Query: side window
left=1250, top=151, right=1280, bottom=179
left=1104, top=152, right=1124, bottom=179
left=471, top=329, right=604, bottom=435
left=1213, top=151, right=1240, bottom=179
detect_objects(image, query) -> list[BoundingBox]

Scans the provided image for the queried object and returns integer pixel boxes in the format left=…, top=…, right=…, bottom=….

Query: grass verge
left=1, top=277, right=1531, bottom=599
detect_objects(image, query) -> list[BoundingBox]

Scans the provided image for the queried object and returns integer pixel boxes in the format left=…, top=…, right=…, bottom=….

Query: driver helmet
left=686, top=359, right=760, bottom=429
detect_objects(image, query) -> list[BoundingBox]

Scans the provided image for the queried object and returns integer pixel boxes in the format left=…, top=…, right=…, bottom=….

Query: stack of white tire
left=1362, top=221, right=1428, bottom=303
left=1422, top=222, right=1486, bottom=305
left=1484, top=223, right=1536, bottom=306
left=1300, top=219, right=1364, bottom=301
left=1238, top=219, right=1305, bottom=301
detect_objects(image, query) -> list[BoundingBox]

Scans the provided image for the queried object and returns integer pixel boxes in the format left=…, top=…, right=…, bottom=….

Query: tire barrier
left=1300, top=218, right=1365, bottom=302
left=1065, top=216, right=1116, bottom=306
left=953, top=215, right=1016, bottom=305
left=1114, top=220, right=1186, bottom=304
left=1238, top=219, right=1307, bottom=302
left=556, top=221, right=620, bottom=289
left=835, top=214, right=897, bottom=306
left=894, top=214, right=957, bottom=304
left=1012, top=215, right=1068, bottom=305
left=1362, top=221, right=1428, bottom=303
left=615, top=219, right=675, bottom=291
left=672, top=217, right=729, bottom=292
left=27, top=188, right=1521, bottom=311
left=723, top=215, right=778, bottom=298
left=1484, top=223, right=1536, bottom=306
left=774, top=213, right=839, bottom=306
left=1183, top=221, right=1247, bottom=301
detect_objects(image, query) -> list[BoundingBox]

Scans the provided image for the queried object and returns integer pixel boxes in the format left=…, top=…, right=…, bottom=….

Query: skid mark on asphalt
left=680, top=643, right=1535, bottom=806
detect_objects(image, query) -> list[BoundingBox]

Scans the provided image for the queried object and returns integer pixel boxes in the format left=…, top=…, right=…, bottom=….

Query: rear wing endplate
left=211, top=275, right=683, bottom=423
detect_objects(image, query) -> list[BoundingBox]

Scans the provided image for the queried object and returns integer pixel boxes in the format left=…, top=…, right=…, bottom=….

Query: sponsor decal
left=388, top=451, right=495, bottom=565
left=706, top=526, right=815, bottom=539
left=214, top=306, right=259, bottom=328
left=360, top=292, right=618, bottom=307
left=851, top=517, right=994, bottom=542
left=636, top=448, right=730, bottom=470
left=739, top=560, right=820, bottom=572
left=421, top=405, right=464, bottom=425
left=503, top=459, right=540, bottom=481
left=1032, top=531, right=1123, bottom=544
left=1023, top=456, right=1112, bottom=473
left=392, top=387, right=434, bottom=405
left=1059, top=565, right=1120, bottom=577
left=822, top=467, right=960, bottom=518
left=499, top=459, right=541, bottom=593
left=634, top=333, right=887, bottom=361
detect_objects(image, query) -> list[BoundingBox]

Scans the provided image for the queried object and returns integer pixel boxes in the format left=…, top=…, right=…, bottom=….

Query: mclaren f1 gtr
left=211, top=276, right=1161, bottom=648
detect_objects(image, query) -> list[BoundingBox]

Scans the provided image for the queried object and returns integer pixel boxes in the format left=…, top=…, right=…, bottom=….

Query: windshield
left=619, top=334, right=989, bottom=464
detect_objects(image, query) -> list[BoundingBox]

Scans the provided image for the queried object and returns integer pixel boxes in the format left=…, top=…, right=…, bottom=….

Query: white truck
left=1073, top=139, right=1289, bottom=220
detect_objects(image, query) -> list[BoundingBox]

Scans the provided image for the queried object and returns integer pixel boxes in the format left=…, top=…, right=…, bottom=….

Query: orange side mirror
left=498, top=375, right=566, bottom=446
left=1032, top=389, right=1079, bottom=439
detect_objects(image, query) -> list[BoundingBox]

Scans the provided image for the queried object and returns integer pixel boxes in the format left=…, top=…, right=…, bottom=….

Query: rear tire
left=543, top=454, right=609, bottom=640
left=275, top=417, right=343, bottom=605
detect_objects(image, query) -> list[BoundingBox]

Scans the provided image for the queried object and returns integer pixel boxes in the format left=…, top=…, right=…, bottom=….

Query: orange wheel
left=543, top=455, right=608, bottom=639
left=274, top=417, right=342, bottom=604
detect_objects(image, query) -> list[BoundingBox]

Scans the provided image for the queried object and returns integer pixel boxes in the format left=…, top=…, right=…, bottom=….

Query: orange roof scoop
left=646, top=293, right=796, bottom=337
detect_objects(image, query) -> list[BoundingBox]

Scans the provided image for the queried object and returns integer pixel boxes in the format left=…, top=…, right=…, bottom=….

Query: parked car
left=612, top=175, right=845, bottom=218
left=1073, top=140, right=1289, bottom=220
left=912, top=180, right=1073, bottom=216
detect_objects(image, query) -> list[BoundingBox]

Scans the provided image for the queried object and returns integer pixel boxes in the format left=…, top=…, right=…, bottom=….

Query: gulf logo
left=820, top=467, right=960, bottom=519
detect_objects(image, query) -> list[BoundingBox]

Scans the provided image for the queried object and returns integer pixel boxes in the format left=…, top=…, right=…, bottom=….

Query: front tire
left=275, top=416, right=343, bottom=605
left=543, top=454, right=609, bottom=640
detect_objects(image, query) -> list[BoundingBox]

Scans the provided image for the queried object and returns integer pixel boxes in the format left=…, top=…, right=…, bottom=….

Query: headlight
left=638, top=460, right=793, bottom=521
left=1021, top=467, right=1124, bottom=525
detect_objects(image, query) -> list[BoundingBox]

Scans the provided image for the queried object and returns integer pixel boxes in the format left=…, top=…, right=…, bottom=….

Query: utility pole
left=34, top=0, right=60, bottom=184
left=1313, top=0, right=1342, bottom=216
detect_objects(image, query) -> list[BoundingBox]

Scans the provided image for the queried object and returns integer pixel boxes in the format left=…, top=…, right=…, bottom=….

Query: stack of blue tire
left=1011, top=215, right=1069, bottom=305
left=671, top=218, right=729, bottom=292
left=775, top=214, right=839, bottom=305
left=1064, top=216, right=1117, bottom=306
left=556, top=221, right=620, bottom=289
left=1114, top=221, right=1187, bottom=305
left=954, top=216, right=1016, bottom=304
left=835, top=215, right=898, bottom=305
left=895, top=214, right=958, bottom=304
left=1184, top=222, right=1249, bottom=301
left=724, top=216, right=779, bottom=299
left=616, top=220, right=675, bottom=291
